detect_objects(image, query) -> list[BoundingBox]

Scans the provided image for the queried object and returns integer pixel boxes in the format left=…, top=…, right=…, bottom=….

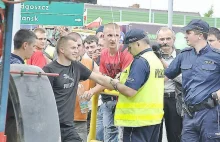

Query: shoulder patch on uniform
left=211, top=47, right=220, bottom=54
left=181, top=47, right=193, bottom=53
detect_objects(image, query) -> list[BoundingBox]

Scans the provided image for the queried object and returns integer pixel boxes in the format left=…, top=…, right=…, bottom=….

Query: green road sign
left=21, top=13, right=83, bottom=26
left=21, top=1, right=84, bottom=26
left=21, top=1, right=84, bottom=15
left=0, top=1, right=5, bottom=9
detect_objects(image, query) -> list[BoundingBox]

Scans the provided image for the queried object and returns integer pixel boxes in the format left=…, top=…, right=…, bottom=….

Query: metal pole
left=184, top=15, right=186, bottom=25
left=11, top=2, right=21, bottom=51
left=149, top=0, right=152, bottom=23
left=88, top=94, right=99, bottom=141
left=10, top=71, right=59, bottom=77
left=120, top=10, right=122, bottom=22
left=168, top=0, right=173, bottom=29
left=0, top=3, right=14, bottom=136
left=215, top=18, right=217, bottom=27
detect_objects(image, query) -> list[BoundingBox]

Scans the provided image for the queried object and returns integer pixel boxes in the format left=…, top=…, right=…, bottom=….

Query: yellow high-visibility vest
left=114, top=51, right=164, bottom=127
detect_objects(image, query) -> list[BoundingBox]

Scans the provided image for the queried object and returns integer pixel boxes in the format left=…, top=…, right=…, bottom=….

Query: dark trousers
left=60, top=124, right=82, bottom=142
left=182, top=105, right=220, bottom=142
left=158, top=97, right=182, bottom=142
left=87, top=110, right=91, bottom=134
left=123, top=124, right=160, bottom=142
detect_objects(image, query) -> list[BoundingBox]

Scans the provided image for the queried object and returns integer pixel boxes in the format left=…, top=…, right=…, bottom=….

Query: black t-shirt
left=43, top=61, right=91, bottom=125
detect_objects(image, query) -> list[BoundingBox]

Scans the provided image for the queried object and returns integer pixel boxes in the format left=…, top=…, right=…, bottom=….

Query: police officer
left=164, top=19, right=220, bottom=142
left=208, top=27, right=220, bottom=49
left=108, top=29, right=164, bottom=142
left=156, top=27, right=182, bottom=142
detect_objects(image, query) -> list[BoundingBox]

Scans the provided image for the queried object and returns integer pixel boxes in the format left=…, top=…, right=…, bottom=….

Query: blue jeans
left=97, top=101, right=118, bottom=142
left=182, top=105, right=220, bottom=142
left=96, top=105, right=104, bottom=141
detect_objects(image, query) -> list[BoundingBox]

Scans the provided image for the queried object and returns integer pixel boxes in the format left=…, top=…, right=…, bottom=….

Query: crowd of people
left=7, top=19, right=220, bottom=142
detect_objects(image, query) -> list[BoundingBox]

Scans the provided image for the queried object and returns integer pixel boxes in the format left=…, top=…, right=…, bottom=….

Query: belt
left=102, top=96, right=117, bottom=103
left=164, top=92, right=175, bottom=98
left=187, top=97, right=217, bottom=115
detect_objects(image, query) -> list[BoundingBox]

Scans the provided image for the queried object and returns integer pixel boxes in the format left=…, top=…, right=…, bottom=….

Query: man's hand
left=154, top=51, right=162, bottom=59
left=216, top=90, right=220, bottom=100
left=82, top=89, right=94, bottom=101
left=57, top=27, right=68, bottom=36
left=152, top=44, right=162, bottom=59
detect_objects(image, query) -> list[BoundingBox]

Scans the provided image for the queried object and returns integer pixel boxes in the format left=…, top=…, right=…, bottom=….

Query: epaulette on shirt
left=211, top=47, right=220, bottom=54
left=181, top=47, right=193, bottom=53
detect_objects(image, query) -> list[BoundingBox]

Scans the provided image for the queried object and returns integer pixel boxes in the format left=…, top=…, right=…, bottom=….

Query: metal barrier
left=88, top=90, right=119, bottom=142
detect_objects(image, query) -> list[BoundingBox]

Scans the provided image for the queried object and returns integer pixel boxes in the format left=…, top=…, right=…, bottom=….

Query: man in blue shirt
left=164, top=19, right=220, bottom=141
left=208, top=27, right=220, bottom=49
left=10, top=29, right=37, bottom=64
left=5, top=29, right=37, bottom=142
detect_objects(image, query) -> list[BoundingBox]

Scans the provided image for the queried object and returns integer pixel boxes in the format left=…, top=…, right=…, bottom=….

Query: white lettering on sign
left=75, top=19, right=82, bottom=22
left=21, top=15, right=38, bottom=22
left=21, top=3, right=49, bottom=11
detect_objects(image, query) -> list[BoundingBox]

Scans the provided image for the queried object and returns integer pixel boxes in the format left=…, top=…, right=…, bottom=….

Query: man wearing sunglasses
left=27, top=28, right=51, bottom=68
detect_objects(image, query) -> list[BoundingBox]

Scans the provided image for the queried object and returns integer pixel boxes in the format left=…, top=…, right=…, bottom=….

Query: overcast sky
left=97, top=0, right=220, bottom=17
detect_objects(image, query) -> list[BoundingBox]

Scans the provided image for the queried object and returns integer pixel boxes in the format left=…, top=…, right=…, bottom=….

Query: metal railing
left=88, top=90, right=119, bottom=142
left=86, top=8, right=220, bottom=28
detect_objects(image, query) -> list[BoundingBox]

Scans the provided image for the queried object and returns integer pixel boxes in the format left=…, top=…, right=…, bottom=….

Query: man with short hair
left=156, top=27, right=182, bottom=142
left=68, top=32, right=98, bottom=142
left=43, top=35, right=121, bottom=142
left=164, top=19, right=220, bottom=142
left=85, top=28, right=164, bottom=142
left=10, top=29, right=37, bottom=64
left=27, top=28, right=51, bottom=68
left=92, top=38, right=105, bottom=65
left=5, top=29, right=37, bottom=142
left=83, top=23, right=133, bottom=142
left=208, top=27, right=220, bottom=49
left=68, top=32, right=86, bottom=58
left=84, top=35, right=99, bottom=60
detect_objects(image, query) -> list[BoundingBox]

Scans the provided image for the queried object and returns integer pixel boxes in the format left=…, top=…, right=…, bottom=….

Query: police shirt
left=165, top=45, right=220, bottom=105
left=125, top=48, right=151, bottom=90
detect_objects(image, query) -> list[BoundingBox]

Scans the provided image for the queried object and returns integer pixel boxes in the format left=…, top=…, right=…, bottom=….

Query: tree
left=129, top=4, right=140, bottom=8
left=204, top=5, right=214, bottom=17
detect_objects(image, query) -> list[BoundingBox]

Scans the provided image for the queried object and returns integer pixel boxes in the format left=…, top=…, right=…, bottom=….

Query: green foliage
left=204, top=5, right=214, bottom=17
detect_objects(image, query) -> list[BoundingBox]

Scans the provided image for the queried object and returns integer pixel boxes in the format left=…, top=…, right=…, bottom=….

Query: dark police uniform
left=165, top=45, right=220, bottom=141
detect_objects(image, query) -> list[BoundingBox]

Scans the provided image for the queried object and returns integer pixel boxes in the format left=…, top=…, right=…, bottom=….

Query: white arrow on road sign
left=75, top=19, right=82, bottom=22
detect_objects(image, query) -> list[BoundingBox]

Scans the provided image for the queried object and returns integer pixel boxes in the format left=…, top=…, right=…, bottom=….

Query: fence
left=86, top=8, right=220, bottom=28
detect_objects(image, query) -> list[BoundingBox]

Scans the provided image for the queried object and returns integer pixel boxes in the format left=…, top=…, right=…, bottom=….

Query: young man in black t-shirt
left=43, top=36, right=117, bottom=142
